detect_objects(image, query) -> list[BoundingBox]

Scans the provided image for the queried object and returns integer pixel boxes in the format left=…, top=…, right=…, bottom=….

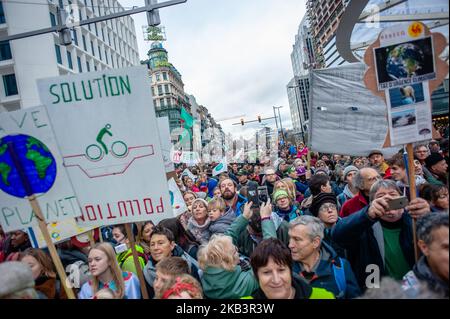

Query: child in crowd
left=208, top=197, right=236, bottom=235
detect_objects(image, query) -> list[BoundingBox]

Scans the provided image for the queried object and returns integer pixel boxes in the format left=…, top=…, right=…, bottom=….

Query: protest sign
left=167, top=177, right=188, bottom=216
left=37, top=66, right=173, bottom=228
left=212, top=158, right=227, bottom=176
left=27, top=218, right=96, bottom=248
left=0, top=106, right=81, bottom=232
left=181, top=168, right=196, bottom=181
left=309, top=63, right=399, bottom=157
left=157, top=117, right=175, bottom=173
left=364, top=21, right=448, bottom=147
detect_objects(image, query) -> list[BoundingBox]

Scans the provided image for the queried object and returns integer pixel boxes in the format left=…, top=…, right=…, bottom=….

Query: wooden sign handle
left=29, top=196, right=76, bottom=299
left=406, top=143, right=419, bottom=262
left=125, top=223, right=149, bottom=299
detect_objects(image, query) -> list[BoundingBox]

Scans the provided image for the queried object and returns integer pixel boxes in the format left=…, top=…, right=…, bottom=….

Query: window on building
left=162, top=72, right=168, bottom=81
left=55, top=45, right=62, bottom=64
left=0, top=2, right=6, bottom=24
left=0, top=41, right=12, bottom=61
left=91, top=41, right=95, bottom=56
left=3, top=74, right=18, bottom=96
left=151, top=87, right=155, bottom=96
left=82, top=34, right=87, bottom=51
left=95, top=23, right=98, bottom=36
left=86, top=61, right=90, bottom=72
left=158, top=85, right=163, bottom=96
left=166, top=98, right=171, bottom=106
left=49, top=12, right=57, bottom=27
left=67, top=51, right=73, bottom=70
left=161, top=98, right=166, bottom=107
left=72, top=30, right=78, bottom=46
left=155, top=73, right=161, bottom=82
left=164, top=84, right=169, bottom=94
left=98, top=46, right=102, bottom=60
left=77, top=56, right=82, bottom=73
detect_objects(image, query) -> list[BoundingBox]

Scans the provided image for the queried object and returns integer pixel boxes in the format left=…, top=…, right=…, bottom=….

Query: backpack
left=331, top=257, right=347, bottom=298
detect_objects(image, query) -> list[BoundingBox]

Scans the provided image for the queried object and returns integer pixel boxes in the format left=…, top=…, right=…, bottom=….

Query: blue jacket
left=331, top=206, right=415, bottom=290
left=207, top=178, right=218, bottom=198
left=292, top=241, right=361, bottom=299
left=274, top=204, right=303, bottom=222
left=233, top=193, right=248, bottom=217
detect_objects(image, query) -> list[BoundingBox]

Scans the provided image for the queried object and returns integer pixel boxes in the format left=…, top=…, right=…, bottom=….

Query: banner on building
left=37, top=66, right=173, bottom=228
left=309, top=63, right=399, bottom=157
left=0, top=106, right=81, bottom=232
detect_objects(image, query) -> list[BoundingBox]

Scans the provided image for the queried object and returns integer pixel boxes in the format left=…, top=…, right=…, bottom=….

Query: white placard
left=167, top=178, right=188, bottom=217
left=157, top=117, right=175, bottom=173
left=0, top=106, right=81, bottom=232
left=37, top=66, right=173, bottom=228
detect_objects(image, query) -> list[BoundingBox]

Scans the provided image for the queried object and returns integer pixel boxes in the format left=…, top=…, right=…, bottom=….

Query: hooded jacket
left=337, top=184, right=357, bottom=211
left=226, top=213, right=289, bottom=258
left=209, top=207, right=237, bottom=235
left=201, top=265, right=259, bottom=299
left=292, top=241, right=361, bottom=299
left=402, top=255, right=449, bottom=298
left=331, top=206, right=415, bottom=290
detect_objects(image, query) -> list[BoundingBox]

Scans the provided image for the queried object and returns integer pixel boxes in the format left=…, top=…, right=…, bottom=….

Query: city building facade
left=0, top=0, right=140, bottom=112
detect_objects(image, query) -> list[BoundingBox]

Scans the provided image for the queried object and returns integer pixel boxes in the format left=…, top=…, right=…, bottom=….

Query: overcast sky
left=119, top=0, right=307, bottom=138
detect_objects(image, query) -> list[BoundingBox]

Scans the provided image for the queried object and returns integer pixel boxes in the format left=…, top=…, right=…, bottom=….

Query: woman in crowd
left=111, top=224, right=146, bottom=275
left=198, top=234, right=259, bottom=299
left=421, top=184, right=449, bottom=213
left=272, top=189, right=303, bottom=222
left=160, top=274, right=204, bottom=299
left=179, top=191, right=198, bottom=230
left=20, top=248, right=67, bottom=299
left=187, top=198, right=211, bottom=244
left=247, top=238, right=334, bottom=299
left=136, top=221, right=155, bottom=260
left=78, top=243, right=141, bottom=299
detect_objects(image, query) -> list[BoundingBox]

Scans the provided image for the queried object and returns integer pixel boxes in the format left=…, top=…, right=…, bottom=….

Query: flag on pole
left=180, top=107, right=193, bottom=128
left=212, top=158, right=228, bottom=176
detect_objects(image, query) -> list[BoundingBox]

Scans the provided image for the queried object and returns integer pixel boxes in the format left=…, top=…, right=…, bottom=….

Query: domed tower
left=147, top=41, right=169, bottom=70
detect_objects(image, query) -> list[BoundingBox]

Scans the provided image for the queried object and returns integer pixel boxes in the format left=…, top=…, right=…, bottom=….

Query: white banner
left=167, top=178, right=187, bottom=216
left=37, top=66, right=173, bottom=228
left=157, top=117, right=175, bottom=173
left=0, top=106, right=81, bottom=232
left=309, top=63, right=399, bottom=157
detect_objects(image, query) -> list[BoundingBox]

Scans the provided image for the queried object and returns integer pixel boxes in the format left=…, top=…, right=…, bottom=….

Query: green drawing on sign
left=96, top=124, right=113, bottom=155
left=26, top=149, right=52, bottom=179
left=0, top=162, right=11, bottom=186
left=85, top=124, right=128, bottom=162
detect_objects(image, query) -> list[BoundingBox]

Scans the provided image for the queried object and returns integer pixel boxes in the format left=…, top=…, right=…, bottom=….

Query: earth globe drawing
left=386, top=42, right=425, bottom=80
left=0, top=134, right=57, bottom=198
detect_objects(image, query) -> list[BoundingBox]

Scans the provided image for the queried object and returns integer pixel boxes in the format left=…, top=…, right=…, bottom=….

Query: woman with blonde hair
left=198, top=234, right=258, bottom=299
left=136, top=221, right=155, bottom=260
left=78, top=243, right=141, bottom=299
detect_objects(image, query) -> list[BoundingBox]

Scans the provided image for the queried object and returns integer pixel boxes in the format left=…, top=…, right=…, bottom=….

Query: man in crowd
left=428, top=140, right=441, bottom=154
left=262, top=167, right=278, bottom=197
left=236, top=169, right=259, bottom=191
left=220, top=178, right=248, bottom=216
left=339, top=168, right=381, bottom=218
left=425, top=153, right=448, bottom=186
left=288, top=215, right=361, bottom=299
left=337, top=165, right=359, bottom=210
left=402, top=213, right=448, bottom=298
left=368, top=150, right=391, bottom=179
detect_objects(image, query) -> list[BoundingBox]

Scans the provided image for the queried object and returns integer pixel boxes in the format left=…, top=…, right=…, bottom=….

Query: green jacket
left=201, top=266, right=259, bottom=299
left=116, top=245, right=146, bottom=275
left=225, top=214, right=290, bottom=258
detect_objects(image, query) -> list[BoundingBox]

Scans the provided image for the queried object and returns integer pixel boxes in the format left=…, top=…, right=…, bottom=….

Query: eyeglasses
left=319, top=203, right=337, bottom=212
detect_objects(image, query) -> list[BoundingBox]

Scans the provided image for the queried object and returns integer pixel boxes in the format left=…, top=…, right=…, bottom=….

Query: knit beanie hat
left=0, top=262, right=35, bottom=298
left=273, top=189, right=289, bottom=202
left=191, top=198, right=209, bottom=208
left=309, top=192, right=338, bottom=217
left=343, top=165, right=359, bottom=180
left=425, top=152, right=445, bottom=168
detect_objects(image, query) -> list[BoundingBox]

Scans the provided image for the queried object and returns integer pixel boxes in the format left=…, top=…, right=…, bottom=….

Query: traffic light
left=257, top=116, right=261, bottom=123
left=240, top=118, right=244, bottom=126
left=146, top=0, right=161, bottom=26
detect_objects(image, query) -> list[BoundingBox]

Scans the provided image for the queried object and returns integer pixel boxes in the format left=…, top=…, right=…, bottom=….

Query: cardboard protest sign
left=0, top=106, right=81, bottom=232
left=167, top=178, right=188, bottom=216
left=309, top=63, right=399, bottom=157
left=27, top=218, right=96, bottom=248
left=37, top=66, right=174, bottom=228
left=157, top=117, right=175, bottom=173
left=212, top=158, right=227, bottom=176
left=364, top=22, right=448, bottom=147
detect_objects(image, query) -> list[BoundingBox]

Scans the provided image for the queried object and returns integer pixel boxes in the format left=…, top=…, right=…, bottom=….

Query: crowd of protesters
left=0, top=135, right=448, bottom=300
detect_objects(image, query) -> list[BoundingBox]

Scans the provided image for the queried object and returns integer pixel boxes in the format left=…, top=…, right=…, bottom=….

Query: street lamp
left=287, top=84, right=305, bottom=144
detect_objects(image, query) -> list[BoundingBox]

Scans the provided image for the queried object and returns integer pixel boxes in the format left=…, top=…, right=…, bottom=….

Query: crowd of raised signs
left=0, top=129, right=448, bottom=300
